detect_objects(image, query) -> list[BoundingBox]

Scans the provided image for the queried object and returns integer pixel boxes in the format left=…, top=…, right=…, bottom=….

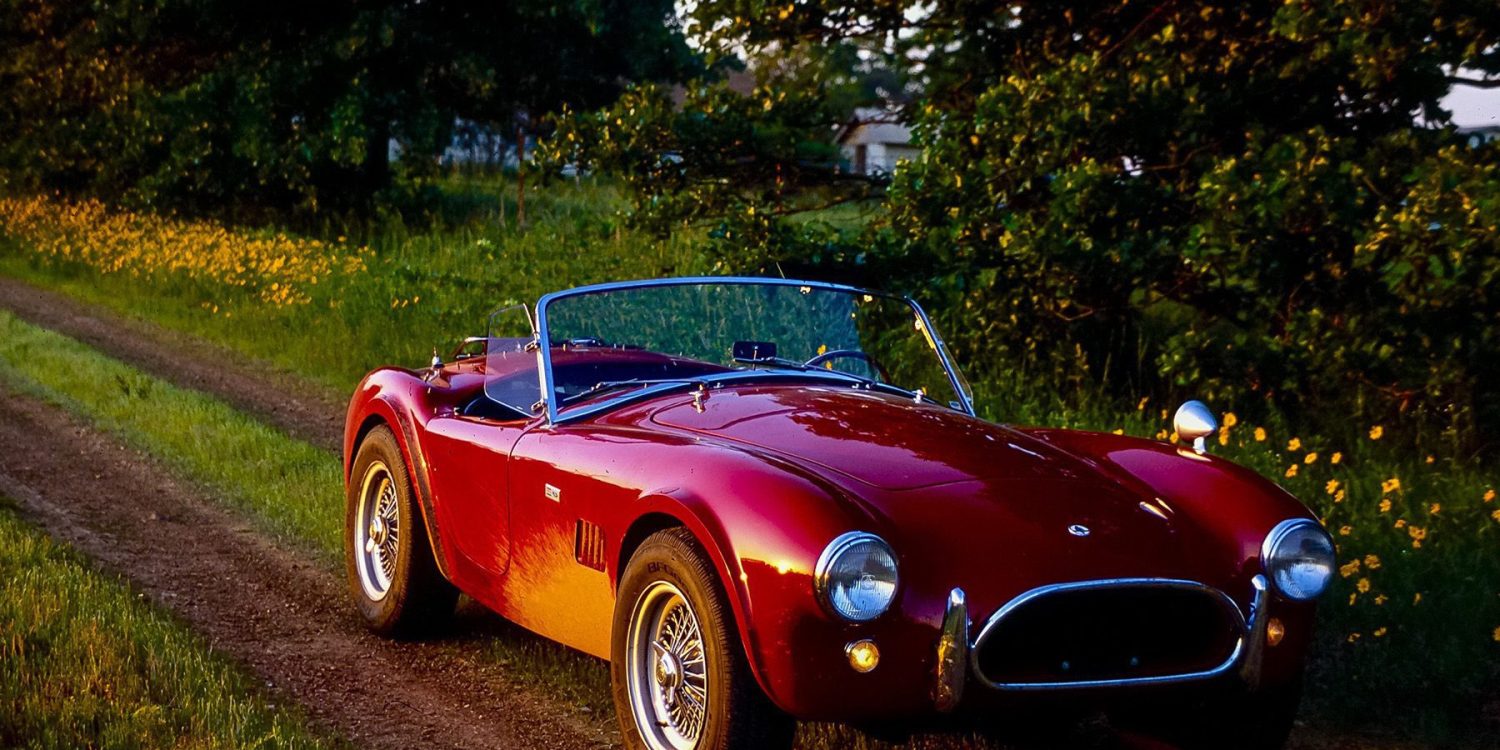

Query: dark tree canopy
left=0, top=0, right=698, bottom=216
left=558, top=1, right=1500, bottom=453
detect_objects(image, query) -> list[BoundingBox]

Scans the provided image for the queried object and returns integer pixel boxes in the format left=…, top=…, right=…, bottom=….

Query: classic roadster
left=342, top=277, right=1335, bottom=750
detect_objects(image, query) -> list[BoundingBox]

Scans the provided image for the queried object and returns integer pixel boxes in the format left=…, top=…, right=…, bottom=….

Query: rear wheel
left=345, top=425, right=456, bottom=637
left=612, top=528, right=794, bottom=750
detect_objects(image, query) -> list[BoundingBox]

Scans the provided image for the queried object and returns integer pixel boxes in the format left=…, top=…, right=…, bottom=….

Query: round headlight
left=1261, top=519, right=1336, bottom=600
left=815, top=532, right=898, bottom=622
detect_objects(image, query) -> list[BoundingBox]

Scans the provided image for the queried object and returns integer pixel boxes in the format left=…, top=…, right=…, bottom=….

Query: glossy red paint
left=343, top=352, right=1321, bottom=721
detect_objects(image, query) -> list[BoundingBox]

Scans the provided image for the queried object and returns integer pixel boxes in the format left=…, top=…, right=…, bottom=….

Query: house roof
left=837, top=107, right=912, bottom=146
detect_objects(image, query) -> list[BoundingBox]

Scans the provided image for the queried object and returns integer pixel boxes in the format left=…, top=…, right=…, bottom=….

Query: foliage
left=565, top=0, right=1500, bottom=457
left=0, top=0, right=697, bottom=218
left=544, top=33, right=909, bottom=235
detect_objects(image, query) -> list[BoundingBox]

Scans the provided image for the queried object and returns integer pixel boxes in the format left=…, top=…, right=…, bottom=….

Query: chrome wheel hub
left=353, top=461, right=400, bottom=601
left=627, top=581, right=708, bottom=750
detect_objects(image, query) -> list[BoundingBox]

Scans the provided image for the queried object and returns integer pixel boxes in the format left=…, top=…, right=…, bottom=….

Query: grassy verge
left=0, top=309, right=615, bottom=715
left=1, top=186, right=1498, bottom=742
left=0, top=499, right=340, bottom=750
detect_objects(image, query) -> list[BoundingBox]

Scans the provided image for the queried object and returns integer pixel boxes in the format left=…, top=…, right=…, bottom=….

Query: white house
left=837, top=108, right=918, bottom=177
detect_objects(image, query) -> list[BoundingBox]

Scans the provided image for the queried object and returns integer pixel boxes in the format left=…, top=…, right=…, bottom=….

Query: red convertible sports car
left=342, top=277, right=1335, bottom=750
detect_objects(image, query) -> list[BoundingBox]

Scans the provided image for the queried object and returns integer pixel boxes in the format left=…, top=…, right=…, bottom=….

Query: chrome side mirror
left=1173, top=400, right=1218, bottom=454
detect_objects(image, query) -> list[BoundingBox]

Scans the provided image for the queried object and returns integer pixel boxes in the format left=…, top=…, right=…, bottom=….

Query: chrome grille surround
left=969, top=577, right=1252, bottom=691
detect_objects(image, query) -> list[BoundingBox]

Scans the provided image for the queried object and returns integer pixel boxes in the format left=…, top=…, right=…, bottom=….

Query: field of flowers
left=0, top=196, right=370, bottom=307
left=0, top=184, right=1496, bottom=741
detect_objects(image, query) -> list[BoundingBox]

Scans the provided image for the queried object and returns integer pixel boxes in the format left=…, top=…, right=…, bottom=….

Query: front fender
left=624, top=458, right=950, bottom=720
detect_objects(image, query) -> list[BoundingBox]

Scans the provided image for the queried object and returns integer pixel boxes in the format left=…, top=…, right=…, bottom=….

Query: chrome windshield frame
left=532, top=276, right=975, bottom=425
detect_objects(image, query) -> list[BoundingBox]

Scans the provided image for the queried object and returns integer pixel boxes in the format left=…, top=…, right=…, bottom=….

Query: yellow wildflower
left=1325, top=479, right=1340, bottom=495
left=1394, top=518, right=1407, bottom=528
left=1413, top=593, right=1422, bottom=605
left=1363, top=554, right=1381, bottom=570
left=1369, top=425, right=1384, bottom=440
left=1484, top=488, right=1495, bottom=502
left=1339, top=525, right=1352, bottom=536
left=1493, top=626, right=1500, bottom=643
left=1379, top=499, right=1391, bottom=513
left=1218, top=431, right=1230, bottom=446
left=1223, top=412, right=1238, bottom=428
left=1374, top=594, right=1387, bottom=605
left=1491, top=508, right=1500, bottom=523
left=1285, top=464, right=1299, bottom=478
left=1254, top=427, right=1267, bottom=442
left=1335, top=489, right=1346, bottom=503
left=1287, top=437, right=1302, bottom=451
left=1381, top=477, right=1401, bottom=493
left=1356, top=578, right=1371, bottom=593
left=1339, top=560, right=1361, bottom=578
left=1373, top=627, right=1387, bottom=637
left=1429, top=503, right=1440, bottom=515
left=1304, top=452, right=1318, bottom=464
left=1111, top=428, right=1124, bottom=435
left=1347, top=632, right=1361, bottom=642
left=1330, top=452, right=1343, bottom=464
left=1425, top=455, right=1434, bottom=464
left=1137, top=396, right=1150, bottom=411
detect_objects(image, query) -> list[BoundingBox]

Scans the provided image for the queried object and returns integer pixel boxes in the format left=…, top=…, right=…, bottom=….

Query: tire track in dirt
left=0, top=275, right=343, bottom=451
left=0, top=388, right=615, bottom=750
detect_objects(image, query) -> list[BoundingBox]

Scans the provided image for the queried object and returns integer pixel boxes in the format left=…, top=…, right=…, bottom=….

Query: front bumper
left=933, top=574, right=1272, bottom=712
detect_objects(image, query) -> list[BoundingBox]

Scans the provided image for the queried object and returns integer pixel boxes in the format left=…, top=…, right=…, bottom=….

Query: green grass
left=0, top=311, right=341, bottom=562
left=1, top=179, right=1498, bottom=743
left=0, top=499, right=341, bottom=750
left=0, top=180, right=711, bottom=395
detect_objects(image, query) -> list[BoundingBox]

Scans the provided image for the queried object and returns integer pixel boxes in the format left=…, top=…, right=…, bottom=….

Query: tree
left=565, top=1, right=1500, bottom=451
left=0, top=0, right=698, bottom=219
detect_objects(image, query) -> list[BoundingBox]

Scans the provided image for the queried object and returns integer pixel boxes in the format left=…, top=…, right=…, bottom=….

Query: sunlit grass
left=0, top=500, right=342, bottom=750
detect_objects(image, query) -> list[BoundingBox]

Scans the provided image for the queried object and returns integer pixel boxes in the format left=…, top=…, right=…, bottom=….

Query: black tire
left=1115, top=677, right=1302, bottom=750
left=345, top=425, right=457, bottom=638
left=611, top=528, right=795, bottom=750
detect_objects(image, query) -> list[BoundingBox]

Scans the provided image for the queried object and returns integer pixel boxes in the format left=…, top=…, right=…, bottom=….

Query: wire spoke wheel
left=354, top=460, right=400, bottom=600
left=628, top=581, right=709, bottom=750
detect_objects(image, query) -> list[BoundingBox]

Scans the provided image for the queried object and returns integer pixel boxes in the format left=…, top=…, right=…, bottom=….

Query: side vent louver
left=574, top=519, right=607, bottom=572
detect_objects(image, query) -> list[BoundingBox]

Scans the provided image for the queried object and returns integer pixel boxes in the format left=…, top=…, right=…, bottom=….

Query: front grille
left=974, top=582, right=1243, bottom=686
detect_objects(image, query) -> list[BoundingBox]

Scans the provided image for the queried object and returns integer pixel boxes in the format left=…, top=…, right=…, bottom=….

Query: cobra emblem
left=1068, top=524, right=1091, bottom=537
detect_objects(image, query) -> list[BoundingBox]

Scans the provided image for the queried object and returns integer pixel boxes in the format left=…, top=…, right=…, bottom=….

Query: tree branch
left=1447, top=74, right=1500, bottom=89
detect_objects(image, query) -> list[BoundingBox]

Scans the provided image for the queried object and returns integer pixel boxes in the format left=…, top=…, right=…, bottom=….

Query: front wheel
left=612, top=528, right=794, bottom=750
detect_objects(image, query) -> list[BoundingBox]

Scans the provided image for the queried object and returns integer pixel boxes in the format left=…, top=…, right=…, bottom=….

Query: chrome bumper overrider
left=932, top=575, right=1270, bottom=712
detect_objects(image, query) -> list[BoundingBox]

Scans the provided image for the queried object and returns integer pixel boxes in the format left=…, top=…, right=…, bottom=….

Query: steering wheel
left=803, top=349, right=893, bottom=383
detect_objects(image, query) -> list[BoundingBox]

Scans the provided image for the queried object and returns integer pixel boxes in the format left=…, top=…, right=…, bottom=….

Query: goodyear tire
left=345, top=425, right=457, bottom=638
left=612, top=528, right=794, bottom=750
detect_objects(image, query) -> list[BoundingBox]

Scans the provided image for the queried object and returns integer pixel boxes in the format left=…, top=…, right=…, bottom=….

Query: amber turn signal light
left=1267, top=617, right=1286, bottom=647
left=845, top=639, right=880, bottom=673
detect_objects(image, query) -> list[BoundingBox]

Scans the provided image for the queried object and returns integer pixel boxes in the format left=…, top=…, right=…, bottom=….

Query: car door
left=424, top=303, right=542, bottom=579
left=423, top=415, right=529, bottom=576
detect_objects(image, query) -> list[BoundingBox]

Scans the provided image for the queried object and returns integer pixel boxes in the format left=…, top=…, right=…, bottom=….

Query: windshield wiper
left=557, top=378, right=700, bottom=407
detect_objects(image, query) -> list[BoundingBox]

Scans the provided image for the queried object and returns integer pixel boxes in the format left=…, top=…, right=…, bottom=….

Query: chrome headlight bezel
left=814, top=531, right=899, bottom=622
left=1261, top=518, right=1336, bottom=601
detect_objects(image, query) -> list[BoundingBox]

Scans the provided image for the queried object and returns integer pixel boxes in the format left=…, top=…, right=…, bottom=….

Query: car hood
left=650, top=385, right=1230, bottom=595
left=651, top=384, right=1099, bottom=491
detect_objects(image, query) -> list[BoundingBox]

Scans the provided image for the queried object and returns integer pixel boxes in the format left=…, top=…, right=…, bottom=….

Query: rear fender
left=344, top=369, right=457, bottom=579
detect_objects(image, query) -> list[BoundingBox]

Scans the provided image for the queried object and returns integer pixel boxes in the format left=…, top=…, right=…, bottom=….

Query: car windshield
left=532, top=279, right=972, bottom=422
